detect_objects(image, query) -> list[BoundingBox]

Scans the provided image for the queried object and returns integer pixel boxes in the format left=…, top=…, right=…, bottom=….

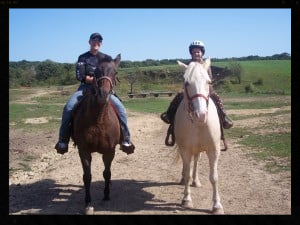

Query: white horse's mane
left=179, top=58, right=211, bottom=85
left=183, top=61, right=211, bottom=85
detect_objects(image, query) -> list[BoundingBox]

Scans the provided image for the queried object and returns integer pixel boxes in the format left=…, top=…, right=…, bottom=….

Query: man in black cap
left=55, top=32, right=135, bottom=154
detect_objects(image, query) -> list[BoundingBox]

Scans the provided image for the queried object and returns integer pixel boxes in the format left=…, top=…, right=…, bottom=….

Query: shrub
left=245, top=83, right=255, bottom=93
left=224, top=80, right=233, bottom=92
left=253, top=78, right=263, bottom=85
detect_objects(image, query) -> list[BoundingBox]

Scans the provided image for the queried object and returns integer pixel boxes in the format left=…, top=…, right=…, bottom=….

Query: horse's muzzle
left=192, top=111, right=207, bottom=124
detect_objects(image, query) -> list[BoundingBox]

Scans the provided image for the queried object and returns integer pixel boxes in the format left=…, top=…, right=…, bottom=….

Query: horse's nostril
left=194, top=111, right=206, bottom=123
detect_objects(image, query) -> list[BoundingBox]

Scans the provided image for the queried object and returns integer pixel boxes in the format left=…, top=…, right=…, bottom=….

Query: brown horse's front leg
left=79, top=150, right=92, bottom=207
left=102, top=151, right=115, bottom=201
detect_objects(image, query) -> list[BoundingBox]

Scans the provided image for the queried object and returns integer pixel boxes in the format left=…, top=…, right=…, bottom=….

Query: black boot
left=119, top=124, right=135, bottom=154
left=160, top=112, right=170, bottom=124
left=120, top=141, right=135, bottom=154
left=223, top=115, right=233, bottom=129
left=54, top=137, right=69, bottom=154
left=55, top=126, right=71, bottom=155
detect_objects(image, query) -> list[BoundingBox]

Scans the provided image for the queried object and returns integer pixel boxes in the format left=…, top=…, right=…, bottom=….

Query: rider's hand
left=85, top=75, right=94, bottom=84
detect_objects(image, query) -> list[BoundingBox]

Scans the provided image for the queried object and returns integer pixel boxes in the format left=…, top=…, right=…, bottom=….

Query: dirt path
left=9, top=108, right=291, bottom=215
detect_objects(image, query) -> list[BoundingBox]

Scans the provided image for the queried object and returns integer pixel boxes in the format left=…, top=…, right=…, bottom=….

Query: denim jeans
left=58, top=83, right=130, bottom=143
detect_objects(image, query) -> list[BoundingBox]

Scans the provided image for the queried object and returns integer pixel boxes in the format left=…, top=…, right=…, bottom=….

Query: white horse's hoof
left=212, top=207, right=224, bottom=214
left=182, top=200, right=193, bottom=208
left=85, top=206, right=94, bottom=215
left=191, top=181, right=201, bottom=187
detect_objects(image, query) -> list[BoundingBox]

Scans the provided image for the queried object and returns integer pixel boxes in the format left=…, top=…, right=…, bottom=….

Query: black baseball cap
left=89, top=33, right=103, bottom=41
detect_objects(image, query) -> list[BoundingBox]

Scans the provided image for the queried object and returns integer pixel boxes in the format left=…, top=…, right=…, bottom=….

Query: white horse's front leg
left=207, top=150, right=224, bottom=214
left=192, top=152, right=202, bottom=187
left=181, top=152, right=193, bottom=208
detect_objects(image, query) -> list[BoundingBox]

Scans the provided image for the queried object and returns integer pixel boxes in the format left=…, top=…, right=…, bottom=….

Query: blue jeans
left=58, top=83, right=130, bottom=143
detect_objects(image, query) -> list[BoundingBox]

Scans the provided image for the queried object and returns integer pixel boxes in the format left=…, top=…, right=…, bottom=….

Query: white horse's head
left=177, top=58, right=211, bottom=124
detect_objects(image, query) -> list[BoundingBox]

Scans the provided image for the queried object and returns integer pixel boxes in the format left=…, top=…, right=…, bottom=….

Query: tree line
left=9, top=53, right=290, bottom=88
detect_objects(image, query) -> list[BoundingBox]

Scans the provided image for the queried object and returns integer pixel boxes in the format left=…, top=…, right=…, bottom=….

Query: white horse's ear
left=203, top=57, right=211, bottom=70
left=177, top=60, right=188, bottom=70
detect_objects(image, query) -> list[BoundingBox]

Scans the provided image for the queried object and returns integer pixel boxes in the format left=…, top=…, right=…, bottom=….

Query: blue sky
left=9, top=9, right=291, bottom=63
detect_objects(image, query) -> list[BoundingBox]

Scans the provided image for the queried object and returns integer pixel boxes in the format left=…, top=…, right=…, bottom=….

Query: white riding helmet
left=189, top=40, right=205, bottom=55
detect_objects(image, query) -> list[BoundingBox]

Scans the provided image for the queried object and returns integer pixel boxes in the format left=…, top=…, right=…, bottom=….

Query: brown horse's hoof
left=120, top=143, right=135, bottom=154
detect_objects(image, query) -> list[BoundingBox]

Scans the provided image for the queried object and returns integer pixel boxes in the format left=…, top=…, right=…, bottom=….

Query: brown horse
left=71, top=54, right=122, bottom=214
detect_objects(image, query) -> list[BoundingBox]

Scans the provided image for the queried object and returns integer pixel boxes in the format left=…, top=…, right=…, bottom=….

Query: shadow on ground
left=9, top=178, right=211, bottom=215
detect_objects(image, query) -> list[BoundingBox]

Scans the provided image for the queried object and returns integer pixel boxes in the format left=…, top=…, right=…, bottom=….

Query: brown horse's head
left=93, top=54, right=121, bottom=98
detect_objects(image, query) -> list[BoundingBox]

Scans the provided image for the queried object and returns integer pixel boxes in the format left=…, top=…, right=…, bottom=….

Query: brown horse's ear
left=114, top=54, right=121, bottom=67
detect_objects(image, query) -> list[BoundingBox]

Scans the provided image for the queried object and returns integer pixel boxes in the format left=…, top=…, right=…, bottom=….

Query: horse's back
left=174, top=98, right=221, bottom=152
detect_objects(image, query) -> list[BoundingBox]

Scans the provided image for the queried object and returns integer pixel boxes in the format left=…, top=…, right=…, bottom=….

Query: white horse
left=174, top=58, right=224, bottom=214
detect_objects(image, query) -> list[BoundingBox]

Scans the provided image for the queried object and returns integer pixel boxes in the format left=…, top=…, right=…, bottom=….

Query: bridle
left=92, top=75, right=114, bottom=97
left=98, top=76, right=114, bottom=91
left=184, top=82, right=209, bottom=114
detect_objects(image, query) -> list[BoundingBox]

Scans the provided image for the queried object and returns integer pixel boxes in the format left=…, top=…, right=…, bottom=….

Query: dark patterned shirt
left=76, top=51, right=112, bottom=82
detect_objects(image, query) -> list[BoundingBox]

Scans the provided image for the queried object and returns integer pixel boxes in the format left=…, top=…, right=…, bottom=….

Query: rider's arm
left=76, top=55, right=94, bottom=84
left=76, top=56, right=86, bottom=83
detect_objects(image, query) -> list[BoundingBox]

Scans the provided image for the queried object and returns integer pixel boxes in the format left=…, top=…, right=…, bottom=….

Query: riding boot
left=55, top=125, right=71, bottom=154
left=210, top=91, right=233, bottom=129
left=55, top=136, right=70, bottom=154
left=160, top=92, right=184, bottom=124
left=119, top=124, right=135, bottom=154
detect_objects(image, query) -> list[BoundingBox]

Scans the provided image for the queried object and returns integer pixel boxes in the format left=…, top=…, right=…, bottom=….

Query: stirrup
left=165, top=124, right=175, bottom=146
left=221, top=139, right=228, bottom=151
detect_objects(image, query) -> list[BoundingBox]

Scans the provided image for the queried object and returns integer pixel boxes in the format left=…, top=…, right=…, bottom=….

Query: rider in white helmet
left=161, top=40, right=233, bottom=144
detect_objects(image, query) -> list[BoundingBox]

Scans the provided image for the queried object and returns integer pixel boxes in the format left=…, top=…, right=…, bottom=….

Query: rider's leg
left=109, top=94, right=133, bottom=148
left=160, top=91, right=184, bottom=124
left=209, top=86, right=233, bottom=129
left=55, top=84, right=87, bottom=154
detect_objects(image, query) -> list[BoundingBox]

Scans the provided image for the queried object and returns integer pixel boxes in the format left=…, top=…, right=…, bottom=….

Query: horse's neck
left=208, top=97, right=220, bottom=124
left=181, top=97, right=218, bottom=121
left=84, top=95, right=108, bottom=118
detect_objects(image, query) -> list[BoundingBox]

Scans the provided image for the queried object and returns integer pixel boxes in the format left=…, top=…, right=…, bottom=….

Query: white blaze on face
left=195, top=93, right=208, bottom=122
left=192, top=72, right=209, bottom=123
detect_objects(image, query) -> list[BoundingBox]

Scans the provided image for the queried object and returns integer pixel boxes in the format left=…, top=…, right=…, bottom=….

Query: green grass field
left=116, top=60, right=291, bottom=96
